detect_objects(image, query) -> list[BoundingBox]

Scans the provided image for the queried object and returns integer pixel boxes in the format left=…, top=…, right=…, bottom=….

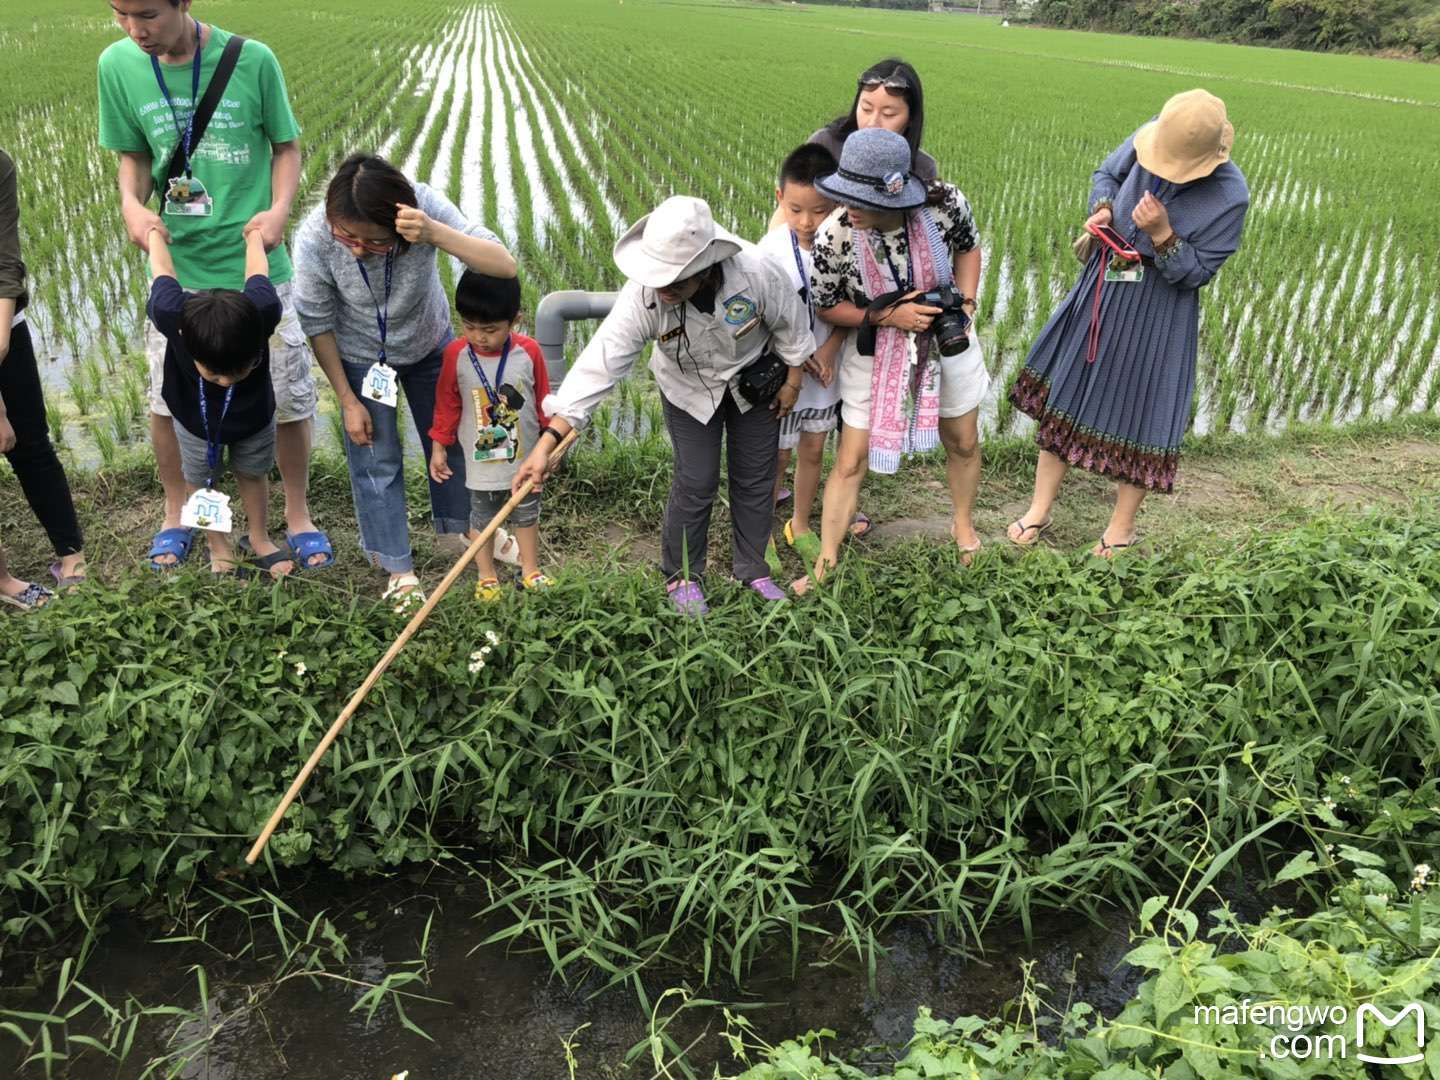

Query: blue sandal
left=148, top=527, right=195, bottom=571
left=285, top=531, right=335, bottom=570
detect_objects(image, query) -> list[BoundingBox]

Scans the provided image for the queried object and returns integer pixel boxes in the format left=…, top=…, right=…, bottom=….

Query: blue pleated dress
left=1010, top=132, right=1249, bottom=492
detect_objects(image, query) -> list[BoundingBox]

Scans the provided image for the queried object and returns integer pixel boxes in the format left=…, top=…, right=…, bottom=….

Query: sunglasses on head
left=859, top=74, right=910, bottom=92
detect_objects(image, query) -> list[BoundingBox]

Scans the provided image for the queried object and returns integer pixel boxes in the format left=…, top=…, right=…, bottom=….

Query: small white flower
left=485, top=630, right=500, bottom=646
left=276, top=648, right=288, bottom=660
left=1411, top=864, right=1432, bottom=892
left=1339, top=775, right=1351, bottom=785
left=468, top=659, right=485, bottom=674
left=294, top=661, right=307, bottom=677
left=1324, top=844, right=1335, bottom=854
left=481, top=645, right=492, bottom=656
left=1321, top=796, right=1337, bottom=811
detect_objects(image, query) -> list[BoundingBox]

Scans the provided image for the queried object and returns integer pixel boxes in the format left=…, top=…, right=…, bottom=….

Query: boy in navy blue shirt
left=147, top=224, right=293, bottom=577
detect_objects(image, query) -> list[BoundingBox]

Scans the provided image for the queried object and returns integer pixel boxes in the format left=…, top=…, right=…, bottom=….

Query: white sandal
left=493, top=527, right=521, bottom=566
left=382, top=572, right=426, bottom=611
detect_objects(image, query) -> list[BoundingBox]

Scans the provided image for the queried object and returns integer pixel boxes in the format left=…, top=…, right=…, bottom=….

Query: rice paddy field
left=1, top=1, right=1439, bottom=1077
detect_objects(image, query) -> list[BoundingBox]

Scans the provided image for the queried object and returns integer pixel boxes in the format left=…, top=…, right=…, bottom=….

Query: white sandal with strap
left=493, top=527, right=521, bottom=566
left=382, top=572, right=426, bottom=611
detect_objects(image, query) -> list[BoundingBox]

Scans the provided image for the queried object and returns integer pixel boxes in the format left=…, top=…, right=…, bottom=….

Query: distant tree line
left=1026, top=0, right=1440, bottom=59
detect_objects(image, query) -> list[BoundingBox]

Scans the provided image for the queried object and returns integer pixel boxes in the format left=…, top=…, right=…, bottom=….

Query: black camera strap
left=163, top=32, right=248, bottom=185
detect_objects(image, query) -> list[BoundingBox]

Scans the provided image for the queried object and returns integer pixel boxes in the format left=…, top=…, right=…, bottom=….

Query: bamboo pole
left=245, top=428, right=578, bottom=866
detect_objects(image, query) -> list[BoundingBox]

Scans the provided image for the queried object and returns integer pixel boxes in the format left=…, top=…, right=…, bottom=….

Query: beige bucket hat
left=1134, top=89, right=1234, bottom=184
left=613, top=196, right=744, bottom=288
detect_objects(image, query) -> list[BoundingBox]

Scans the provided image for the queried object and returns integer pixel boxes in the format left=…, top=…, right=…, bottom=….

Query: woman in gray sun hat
left=794, top=127, right=990, bottom=594
left=513, top=196, right=816, bottom=617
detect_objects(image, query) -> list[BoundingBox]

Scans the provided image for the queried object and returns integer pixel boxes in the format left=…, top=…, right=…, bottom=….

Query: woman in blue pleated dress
left=1007, top=89, right=1249, bottom=557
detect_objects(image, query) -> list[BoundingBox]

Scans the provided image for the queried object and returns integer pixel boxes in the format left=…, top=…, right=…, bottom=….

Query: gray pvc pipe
left=533, top=290, right=618, bottom=380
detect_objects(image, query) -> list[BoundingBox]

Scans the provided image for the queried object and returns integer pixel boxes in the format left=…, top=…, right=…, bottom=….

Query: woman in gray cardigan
left=292, top=153, right=515, bottom=604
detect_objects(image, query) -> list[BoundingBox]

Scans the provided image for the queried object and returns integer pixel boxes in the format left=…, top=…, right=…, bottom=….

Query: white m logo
left=1355, top=1002, right=1425, bottom=1065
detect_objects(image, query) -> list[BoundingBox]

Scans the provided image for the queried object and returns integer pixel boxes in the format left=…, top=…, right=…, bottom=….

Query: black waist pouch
left=736, top=350, right=788, bottom=406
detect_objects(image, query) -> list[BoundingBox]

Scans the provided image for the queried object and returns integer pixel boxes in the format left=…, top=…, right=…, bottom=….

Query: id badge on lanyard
left=181, top=378, right=235, bottom=532
left=468, top=340, right=517, bottom=463
left=359, top=252, right=398, bottom=408
left=154, top=21, right=214, bottom=218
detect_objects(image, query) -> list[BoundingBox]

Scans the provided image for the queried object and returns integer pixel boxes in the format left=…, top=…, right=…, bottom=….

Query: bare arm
left=119, top=151, right=168, bottom=252
left=310, top=330, right=374, bottom=447
left=954, top=247, right=981, bottom=306
left=428, top=221, right=517, bottom=276
left=148, top=227, right=177, bottom=280
left=0, top=298, right=14, bottom=365
left=243, top=226, right=269, bottom=278
left=245, top=140, right=301, bottom=252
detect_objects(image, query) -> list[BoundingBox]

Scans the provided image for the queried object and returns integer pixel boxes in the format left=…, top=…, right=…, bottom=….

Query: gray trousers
left=660, top=389, right=778, bottom=583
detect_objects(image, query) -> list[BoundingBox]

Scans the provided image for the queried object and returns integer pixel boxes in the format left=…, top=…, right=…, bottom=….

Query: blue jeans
left=342, top=346, right=468, bottom=573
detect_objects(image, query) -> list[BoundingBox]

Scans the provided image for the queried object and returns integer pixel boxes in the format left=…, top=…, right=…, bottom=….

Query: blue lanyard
left=466, top=337, right=511, bottom=404
left=150, top=20, right=204, bottom=178
left=879, top=233, right=913, bottom=292
left=196, top=377, right=235, bottom=488
left=355, top=252, right=395, bottom=362
left=789, top=229, right=814, bottom=332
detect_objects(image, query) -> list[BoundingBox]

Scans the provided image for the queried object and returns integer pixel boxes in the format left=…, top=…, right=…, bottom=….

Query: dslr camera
left=914, top=285, right=972, bottom=356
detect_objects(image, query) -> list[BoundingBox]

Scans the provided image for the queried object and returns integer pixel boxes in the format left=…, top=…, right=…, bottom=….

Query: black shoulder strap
left=164, top=33, right=248, bottom=184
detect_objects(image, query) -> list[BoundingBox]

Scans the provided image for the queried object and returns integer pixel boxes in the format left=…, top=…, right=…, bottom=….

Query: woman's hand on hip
left=342, top=395, right=374, bottom=446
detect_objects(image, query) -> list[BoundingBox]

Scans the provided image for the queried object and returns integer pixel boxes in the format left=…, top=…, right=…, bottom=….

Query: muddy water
left=0, top=867, right=1186, bottom=1080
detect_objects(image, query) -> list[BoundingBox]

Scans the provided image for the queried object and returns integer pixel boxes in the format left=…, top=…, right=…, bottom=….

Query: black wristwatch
left=538, top=426, right=565, bottom=447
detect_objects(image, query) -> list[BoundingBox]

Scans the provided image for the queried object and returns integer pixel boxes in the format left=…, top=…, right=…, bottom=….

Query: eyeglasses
left=329, top=221, right=395, bottom=255
left=859, top=74, right=910, bottom=92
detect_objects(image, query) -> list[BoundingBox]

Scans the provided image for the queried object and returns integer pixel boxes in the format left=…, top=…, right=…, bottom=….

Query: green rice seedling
left=91, top=420, right=117, bottom=469
left=65, top=365, right=94, bottom=415
left=104, top=395, right=130, bottom=445
left=44, top=398, right=65, bottom=445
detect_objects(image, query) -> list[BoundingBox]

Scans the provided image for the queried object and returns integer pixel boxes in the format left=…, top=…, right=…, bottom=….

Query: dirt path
left=1, top=423, right=1436, bottom=595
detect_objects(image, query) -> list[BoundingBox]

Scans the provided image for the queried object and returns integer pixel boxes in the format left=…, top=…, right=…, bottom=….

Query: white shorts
left=838, top=333, right=990, bottom=430
left=148, top=280, right=318, bottom=424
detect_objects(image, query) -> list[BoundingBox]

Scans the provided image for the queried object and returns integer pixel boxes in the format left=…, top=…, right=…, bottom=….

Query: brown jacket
left=0, top=149, right=29, bottom=317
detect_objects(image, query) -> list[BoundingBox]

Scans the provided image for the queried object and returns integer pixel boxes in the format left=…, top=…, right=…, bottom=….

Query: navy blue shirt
left=148, top=274, right=281, bottom=442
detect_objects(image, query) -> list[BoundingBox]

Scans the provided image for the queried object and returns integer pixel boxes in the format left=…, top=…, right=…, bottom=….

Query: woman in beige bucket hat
left=1007, top=89, right=1249, bottom=557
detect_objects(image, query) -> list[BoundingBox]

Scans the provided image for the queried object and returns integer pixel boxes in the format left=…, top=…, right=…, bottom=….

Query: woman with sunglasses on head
left=770, top=58, right=937, bottom=539
left=1006, top=91, right=1248, bottom=558
left=792, top=127, right=989, bottom=595
left=292, top=153, right=516, bottom=605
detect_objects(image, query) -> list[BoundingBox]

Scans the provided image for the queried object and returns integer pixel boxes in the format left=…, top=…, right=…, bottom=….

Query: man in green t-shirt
left=99, top=0, right=333, bottom=571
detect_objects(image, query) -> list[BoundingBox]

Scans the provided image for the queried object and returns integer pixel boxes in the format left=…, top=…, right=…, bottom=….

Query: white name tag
left=364, top=362, right=399, bottom=408
left=181, top=488, right=233, bottom=533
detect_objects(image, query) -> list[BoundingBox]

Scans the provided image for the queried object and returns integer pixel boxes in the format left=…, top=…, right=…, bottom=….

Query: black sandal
left=1007, top=516, right=1053, bottom=547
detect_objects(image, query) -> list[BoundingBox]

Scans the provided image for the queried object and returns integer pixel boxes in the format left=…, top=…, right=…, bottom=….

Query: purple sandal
left=666, top=578, right=709, bottom=617
left=747, top=576, right=787, bottom=602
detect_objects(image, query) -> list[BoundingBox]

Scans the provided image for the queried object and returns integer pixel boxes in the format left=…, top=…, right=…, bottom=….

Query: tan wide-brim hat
left=1134, top=89, right=1234, bottom=184
left=613, top=196, right=744, bottom=289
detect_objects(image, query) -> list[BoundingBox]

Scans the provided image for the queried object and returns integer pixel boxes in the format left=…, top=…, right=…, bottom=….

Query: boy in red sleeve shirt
left=429, top=272, right=552, bottom=600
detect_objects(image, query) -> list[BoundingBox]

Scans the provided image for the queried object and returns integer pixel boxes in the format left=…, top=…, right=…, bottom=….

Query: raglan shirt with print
left=430, top=333, right=551, bottom=492
left=98, top=26, right=301, bottom=290
left=810, top=182, right=978, bottom=310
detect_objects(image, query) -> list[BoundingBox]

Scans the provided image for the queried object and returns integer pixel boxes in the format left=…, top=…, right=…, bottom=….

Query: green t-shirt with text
left=97, top=26, right=300, bottom=289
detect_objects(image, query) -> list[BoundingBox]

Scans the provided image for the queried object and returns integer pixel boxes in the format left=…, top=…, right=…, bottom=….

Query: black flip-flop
left=237, top=537, right=296, bottom=578
left=1008, top=516, right=1053, bottom=547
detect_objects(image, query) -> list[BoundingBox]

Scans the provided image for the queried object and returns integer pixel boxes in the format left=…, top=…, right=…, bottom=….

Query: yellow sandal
left=475, top=576, right=502, bottom=602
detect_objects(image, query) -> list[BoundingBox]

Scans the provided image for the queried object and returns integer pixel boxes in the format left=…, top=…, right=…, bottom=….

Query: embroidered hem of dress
left=1008, top=368, right=1180, bottom=493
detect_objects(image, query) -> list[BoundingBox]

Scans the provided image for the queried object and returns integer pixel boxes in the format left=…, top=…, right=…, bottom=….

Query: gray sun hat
left=613, top=196, right=744, bottom=288
left=815, top=128, right=927, bottom=212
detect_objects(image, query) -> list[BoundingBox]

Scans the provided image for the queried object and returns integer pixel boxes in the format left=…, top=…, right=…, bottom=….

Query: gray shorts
left=471, top=487, right=540, bottom=530
left=148, top=280, right=318, bottom=424
left=174, top=418, right=277, bottom=486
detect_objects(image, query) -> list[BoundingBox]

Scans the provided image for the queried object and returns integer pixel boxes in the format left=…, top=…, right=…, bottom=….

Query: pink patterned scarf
left=855, top=209, right=947, bottom=474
